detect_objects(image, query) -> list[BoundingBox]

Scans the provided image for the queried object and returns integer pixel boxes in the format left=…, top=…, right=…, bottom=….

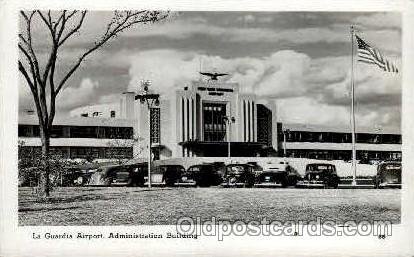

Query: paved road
left=18, top=187, right=400, bottom=225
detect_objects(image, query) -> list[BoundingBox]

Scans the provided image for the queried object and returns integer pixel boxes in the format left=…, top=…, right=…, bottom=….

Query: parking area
left=18, top=187, right=400, bottom=226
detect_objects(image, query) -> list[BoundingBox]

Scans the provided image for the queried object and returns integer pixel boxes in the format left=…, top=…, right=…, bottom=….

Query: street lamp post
left=135, top=80, right=160, bottom=188
left=223, top=116, right=236, bottom=160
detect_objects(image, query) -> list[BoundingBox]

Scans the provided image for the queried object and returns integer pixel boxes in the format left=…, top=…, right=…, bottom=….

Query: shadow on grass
left=19, top=188, right=175, bottom=207
left=130, top=188, right=174, bottom=193
left=19, top=206, right=81, bottom=213
left=18, top=194, right=114, bottom=206
left=40, top=194, right=114, bottom=204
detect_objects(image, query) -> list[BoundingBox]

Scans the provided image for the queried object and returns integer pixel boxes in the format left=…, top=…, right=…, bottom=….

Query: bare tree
left=18, top=10, right=169, bottom=197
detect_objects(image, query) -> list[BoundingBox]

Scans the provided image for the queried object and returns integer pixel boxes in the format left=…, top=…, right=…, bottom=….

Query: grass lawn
left=18, top=187, right=400, bottom=226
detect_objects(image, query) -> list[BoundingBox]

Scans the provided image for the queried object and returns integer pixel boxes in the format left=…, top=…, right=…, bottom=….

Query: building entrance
left=203, top=102, right=227, bottom=142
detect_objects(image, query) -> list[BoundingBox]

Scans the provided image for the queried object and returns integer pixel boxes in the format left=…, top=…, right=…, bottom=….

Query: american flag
left=355, top=35, right=398, bottom=73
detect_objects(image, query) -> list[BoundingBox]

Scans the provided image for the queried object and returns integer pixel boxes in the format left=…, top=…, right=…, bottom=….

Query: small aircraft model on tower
left=199, top=72, right=228, bottom=81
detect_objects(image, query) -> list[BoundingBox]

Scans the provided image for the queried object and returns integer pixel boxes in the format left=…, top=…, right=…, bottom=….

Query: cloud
left=126, top=48, right=400, bottom=130
left=119, top=12, right=400, bottom=49
left=127, top=49, right=311, bottom=98
left=316, top=58, right=402, bottom=107
left=123, top=20, right=350, bottom=45
left=276, top=97, right=400, bottom=131
left=56, top=78, right=100, bottom=111
left=253, top=51, right=311, bottom=97
left=127, top=50, right=200, bottom=97
left=18, top=11, right=401, bottom=131
left=276, top=97, right=350, bottom=126
left=354, top=13, right=401, bottom=30
left=126, top=49, right=401, bottom=102
left=18, top=77, right=103, bottom=117
left=26, top=11, right=401, bottom=58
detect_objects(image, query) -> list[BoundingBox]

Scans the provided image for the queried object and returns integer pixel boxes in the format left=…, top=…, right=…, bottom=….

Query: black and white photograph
left=1, top=1, right=414, bottom=256
left=16, top=10, right=402, bottom=225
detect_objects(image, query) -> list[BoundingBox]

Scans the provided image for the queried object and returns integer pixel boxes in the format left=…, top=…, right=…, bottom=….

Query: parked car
left=246, top=161, right=264, bottom=176
left=296, top=163, right=339, bottom=188
left=62, top=163, right=111, bottom=186
left=144, top=164, right=185, bottom=186
left=285, top=164, right=302, bottom=186
left=222, top=164, right=255, bottom=187
left=177, top=163, right=224, bottom=187
left=254, top=161, right=300, bottom=187
left=93, top=163, right=146, bottom=186
left=374, top=162, right=401, bottom=189
left=64, top=168, right=95, bottom=186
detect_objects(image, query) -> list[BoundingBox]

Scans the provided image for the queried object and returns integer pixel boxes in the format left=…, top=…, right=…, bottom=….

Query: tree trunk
left=39, top=125, right=51, bottom=197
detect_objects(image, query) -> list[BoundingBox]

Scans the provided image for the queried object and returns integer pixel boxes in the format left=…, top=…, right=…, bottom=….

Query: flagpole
left=350, top=25, right=357, bottom=186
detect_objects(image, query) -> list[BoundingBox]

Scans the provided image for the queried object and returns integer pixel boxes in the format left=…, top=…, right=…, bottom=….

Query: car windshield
left=191, top=167, right=201, bottom=172
left=162, top=166, right=184, bottom=173
left=380, top=164, right=401, bottom=173
left=228, top=165, right=246, bottom=173
left=194, top=166, right=209, bottom=172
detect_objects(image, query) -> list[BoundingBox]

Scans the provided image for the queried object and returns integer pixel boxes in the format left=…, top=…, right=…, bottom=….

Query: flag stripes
left=355, top=35, right=398, bottom=73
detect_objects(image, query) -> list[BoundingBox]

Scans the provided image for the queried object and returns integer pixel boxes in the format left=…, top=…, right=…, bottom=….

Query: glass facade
left=203, top=103, right=227, bottom=142
left=18, top=124, right=134, bottom=160
left=279, top=130, right=401, bottom=144
left=277, top=123, right=402, bottom=161
left=18, top=125, right=133, bottom=139
left=284, top=149, right=401, bottom=162
left=19, top=146, right=133, bottom=159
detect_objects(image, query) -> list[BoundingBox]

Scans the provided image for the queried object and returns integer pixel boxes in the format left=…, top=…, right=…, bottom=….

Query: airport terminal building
left=18, top=77, right=401, bottom=162
left=132, top=78, right=278, bottom=159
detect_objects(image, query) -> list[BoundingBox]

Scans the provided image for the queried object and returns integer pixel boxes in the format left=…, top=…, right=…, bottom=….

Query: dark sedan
left=177, top=163, right=224, bottom=187
left=93, top=163, right=147, bottom=186
left=255, top=162, right=300, bottom=187
left=222, top=164, right=255, bottom=187
left=374, top=162, right=401, bottom=189
left=144, top=164, right=185, bottom=187
left=296, top=163, right=339, bottom=188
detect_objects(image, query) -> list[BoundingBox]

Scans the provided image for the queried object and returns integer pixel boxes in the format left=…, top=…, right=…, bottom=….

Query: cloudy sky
left=19, top=11, right=401, bottom=131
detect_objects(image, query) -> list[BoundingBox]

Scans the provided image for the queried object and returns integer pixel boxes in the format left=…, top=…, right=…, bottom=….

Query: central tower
left=175, top=76, right=273, bottom=157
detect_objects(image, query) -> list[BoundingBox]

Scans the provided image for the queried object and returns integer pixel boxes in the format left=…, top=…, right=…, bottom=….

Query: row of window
left=18, top=125, right=134, bottom=139
left=279, top=131, right=401, bottom=144
left=203, top=103, right=227, bottom=142
left=284, top=149, right=402, bottom=161
left=19, top=146, right=133, bottom=159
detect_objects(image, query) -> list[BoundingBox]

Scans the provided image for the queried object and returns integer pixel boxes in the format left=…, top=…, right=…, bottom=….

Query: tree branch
left=53, top=11, right=65, bottom=31
left=18, top=43, right=39, bottom=95
left=56, top=11, right=169, bottom=95
left=36, top=11, right=59, bottom=86
left=37, top=11, right=55, bottom=41
left=58, top=11, right=87, bottom=47
left=56, top=10, right=67, bottom=40
left=20, top=11, right=43, bottom=87
left=65, top=10, right=78, bottom=21
left=18, top=60, right=34, bottom=90
left=47, top=51, right=57, bottom=129
left=19, top=61, right=45, bottom=128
